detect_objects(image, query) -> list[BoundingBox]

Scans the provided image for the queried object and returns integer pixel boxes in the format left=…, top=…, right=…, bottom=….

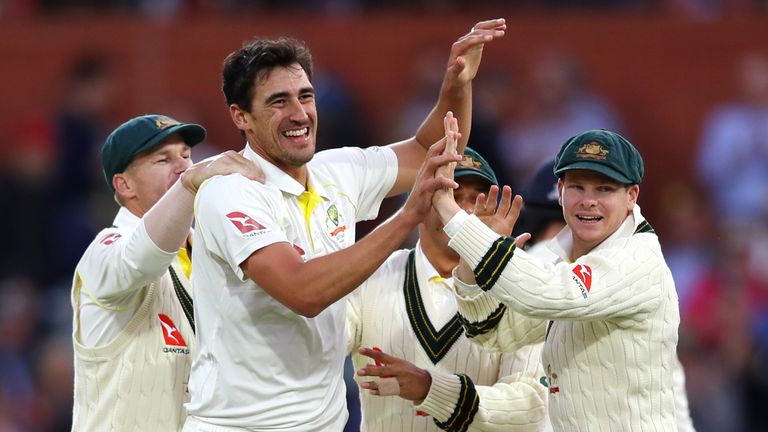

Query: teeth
left=284, top=128, right=307, bottom=137
left=579, top=216, right=600, bottom=221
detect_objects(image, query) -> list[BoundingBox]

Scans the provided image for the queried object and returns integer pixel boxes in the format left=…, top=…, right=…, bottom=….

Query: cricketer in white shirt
left=187, top=144, right=397, bottom=430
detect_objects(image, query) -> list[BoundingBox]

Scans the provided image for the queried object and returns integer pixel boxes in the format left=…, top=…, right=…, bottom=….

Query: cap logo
left=155, top=116, right=180, bottom=130
left=576, top=141, right=609, bottom=161
left=458, top=155, right=482, bottom=171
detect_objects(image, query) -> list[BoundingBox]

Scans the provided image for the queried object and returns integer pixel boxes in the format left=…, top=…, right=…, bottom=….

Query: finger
left=485, top=185, right=500, bottom=213
left=358, top=347, right=400, bottom=366
left=474, top=192, right=487, bottom=214
left=496, top=185, right=512, bottom=217
left=419, top=176, right=458, bottom=194
left=423, top=153, right=463, bottom=179
left=514, top=233, right=531, bottom=249
left=359, top=380, right=380, bottom=396
left=359, top=347, right=386, bottom=363
left=507, top=194, right=524, bottom=223
left=470, top=18, right=506, bottom=32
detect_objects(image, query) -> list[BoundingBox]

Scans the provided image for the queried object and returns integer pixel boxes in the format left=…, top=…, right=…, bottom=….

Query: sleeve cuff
left=452, top=266, right=483, bottom=299
left=131, top=219, right=177, bottom=272
left=447, top=215, right=505, bottom=270
left=414, top=370, right=462, bottom=423
left=443, top=210, right=470, bottom=238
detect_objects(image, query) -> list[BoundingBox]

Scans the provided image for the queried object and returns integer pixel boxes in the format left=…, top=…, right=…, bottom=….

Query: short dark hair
left=222, top=37, right=313, bottom=113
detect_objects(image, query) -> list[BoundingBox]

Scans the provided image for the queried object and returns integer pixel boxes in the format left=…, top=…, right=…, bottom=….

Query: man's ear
left=229, top=104, right=250, bottom=132
left=557, top=178, right=564, bottom=206
left=628, top=184, right=640, bottom=209
left=113, top=173, right=134, bottom=200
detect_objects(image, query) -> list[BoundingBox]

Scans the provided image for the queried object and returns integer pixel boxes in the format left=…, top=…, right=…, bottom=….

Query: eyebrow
left=264, top=86, right=315, bottom=105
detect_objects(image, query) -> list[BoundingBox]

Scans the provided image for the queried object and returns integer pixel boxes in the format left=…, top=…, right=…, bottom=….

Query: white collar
left=243, top=142, right=331, bottom=199
left=547, top=204, right=647, bottom=262
left=113, top=206, right=141, bottom=230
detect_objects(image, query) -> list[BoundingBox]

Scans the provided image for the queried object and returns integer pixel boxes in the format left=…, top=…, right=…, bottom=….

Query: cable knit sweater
left=446, top=206, right=680, bottom=432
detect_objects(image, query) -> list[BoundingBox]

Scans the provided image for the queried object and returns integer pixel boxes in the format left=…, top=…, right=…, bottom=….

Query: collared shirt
left=188, top=143, right=397, bottom=431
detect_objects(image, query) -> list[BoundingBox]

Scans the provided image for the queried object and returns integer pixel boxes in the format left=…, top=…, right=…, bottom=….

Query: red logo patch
left=99, top=233, right=122, bottom=245
left=226, top=211, right=265, bottom=234
left=572, top=265, right=592, bottom=292
left=158, top=314, right=187, bottom=347
left=292, top=244, right=305, bottom=256
left=330, top=225, right=346, bottom=237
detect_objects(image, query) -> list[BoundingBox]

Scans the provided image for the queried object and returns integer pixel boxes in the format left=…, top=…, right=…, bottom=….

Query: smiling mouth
left=577, top=215, right=602, bottom=223
left=283, top=127, right=308, bottom=138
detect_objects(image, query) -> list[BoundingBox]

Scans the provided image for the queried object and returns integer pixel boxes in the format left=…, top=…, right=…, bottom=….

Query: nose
left=579, top=191, right=598, bottom=208
left=288, top=99, right=309, bottom=123
left=174, top=157, right=193, bottom=175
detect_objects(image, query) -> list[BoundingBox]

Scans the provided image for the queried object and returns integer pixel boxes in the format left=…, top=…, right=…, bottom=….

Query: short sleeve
left=194, top=174, right=290, bottom=280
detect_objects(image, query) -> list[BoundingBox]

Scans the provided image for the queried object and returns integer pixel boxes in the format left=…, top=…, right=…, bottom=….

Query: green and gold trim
left=634, top=220, right=655, bottom=235
left=458, top=303, right=508, bottom=339
left=474, top=236, right=517, bottom=291
left=404, top=250, right=464, bottom=364
left=168, top=266, right=195, bottom=334
left=433, top=374, right=479, bottom=432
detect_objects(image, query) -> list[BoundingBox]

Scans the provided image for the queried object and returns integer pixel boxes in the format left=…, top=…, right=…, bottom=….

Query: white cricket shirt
left=187, top=144, right=397, bottom=431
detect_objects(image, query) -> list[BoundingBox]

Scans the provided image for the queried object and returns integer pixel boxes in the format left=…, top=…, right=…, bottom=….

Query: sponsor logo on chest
left=571, top=264, right=593, bottom=299
left=158, top=314, right=190, bottom=355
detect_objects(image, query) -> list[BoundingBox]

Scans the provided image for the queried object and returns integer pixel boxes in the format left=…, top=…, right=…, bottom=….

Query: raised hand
left=180, top=150, right=264, bottom=194
left=432, top=112, right=464, bottom=224
left=474, top=185, right=530, bottom=248
left=446, top=18, right=506, bottom=86
left=402, top=124, right=461, bottom=225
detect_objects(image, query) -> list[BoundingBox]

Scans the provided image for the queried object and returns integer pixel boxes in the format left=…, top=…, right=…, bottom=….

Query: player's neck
left=419, top=234, right=458, bottom=279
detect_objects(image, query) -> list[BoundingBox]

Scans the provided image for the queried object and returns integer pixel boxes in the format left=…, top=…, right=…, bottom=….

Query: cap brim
left=455, top=169, right=498, bottom=186
left=134, top=123, right=207, bottom=157
left=554, top=161, right=633, bottom=184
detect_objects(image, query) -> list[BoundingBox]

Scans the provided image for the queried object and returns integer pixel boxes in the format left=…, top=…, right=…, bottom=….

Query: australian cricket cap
left=101, top=114, right=206, bottom=190
left=455, top=147, right=499, bottom=186
left=553, top=129, right=644, bottom=185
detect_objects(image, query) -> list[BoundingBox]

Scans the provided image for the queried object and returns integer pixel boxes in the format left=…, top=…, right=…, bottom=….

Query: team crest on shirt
left=158, top=314, right=190, bottom=354
left=324, top=203, right=348, bottom=242
left=571, top=264, right=593, bottom=299
left=99, top=232, right=122, bottom=246
left=226, top=211, right=269, bottom=238
left=546, top=364, right=560, bottom=394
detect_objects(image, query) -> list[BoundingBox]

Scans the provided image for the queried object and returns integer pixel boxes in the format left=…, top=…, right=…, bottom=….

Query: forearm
left=142, top=179, right=194, bottom=252
left=416, top=370, right=548, bottom=432
left=415, top=83, right=471, bottom=154
left=266, top=210, right=419, bottom=317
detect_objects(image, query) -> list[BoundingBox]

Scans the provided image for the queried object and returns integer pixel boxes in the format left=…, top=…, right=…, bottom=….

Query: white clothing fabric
left=187, top=144, right=397, bottom=431
left=72, top=207, right=195, bottom=432
left=347, top=244, right=549, bottom=432
left=447, top=206, right=680, bottom=432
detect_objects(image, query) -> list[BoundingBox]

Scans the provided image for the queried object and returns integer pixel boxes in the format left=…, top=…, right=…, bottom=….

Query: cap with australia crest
left=101, top=114, right=206, bottom=190
left=553, top=129, right=644, bottom=185
left=455, top=147, right=499, bottom=186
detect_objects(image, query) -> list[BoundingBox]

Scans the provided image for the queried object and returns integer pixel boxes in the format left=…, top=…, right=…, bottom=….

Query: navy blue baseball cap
left=101, top=114, right=206, bottom=190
